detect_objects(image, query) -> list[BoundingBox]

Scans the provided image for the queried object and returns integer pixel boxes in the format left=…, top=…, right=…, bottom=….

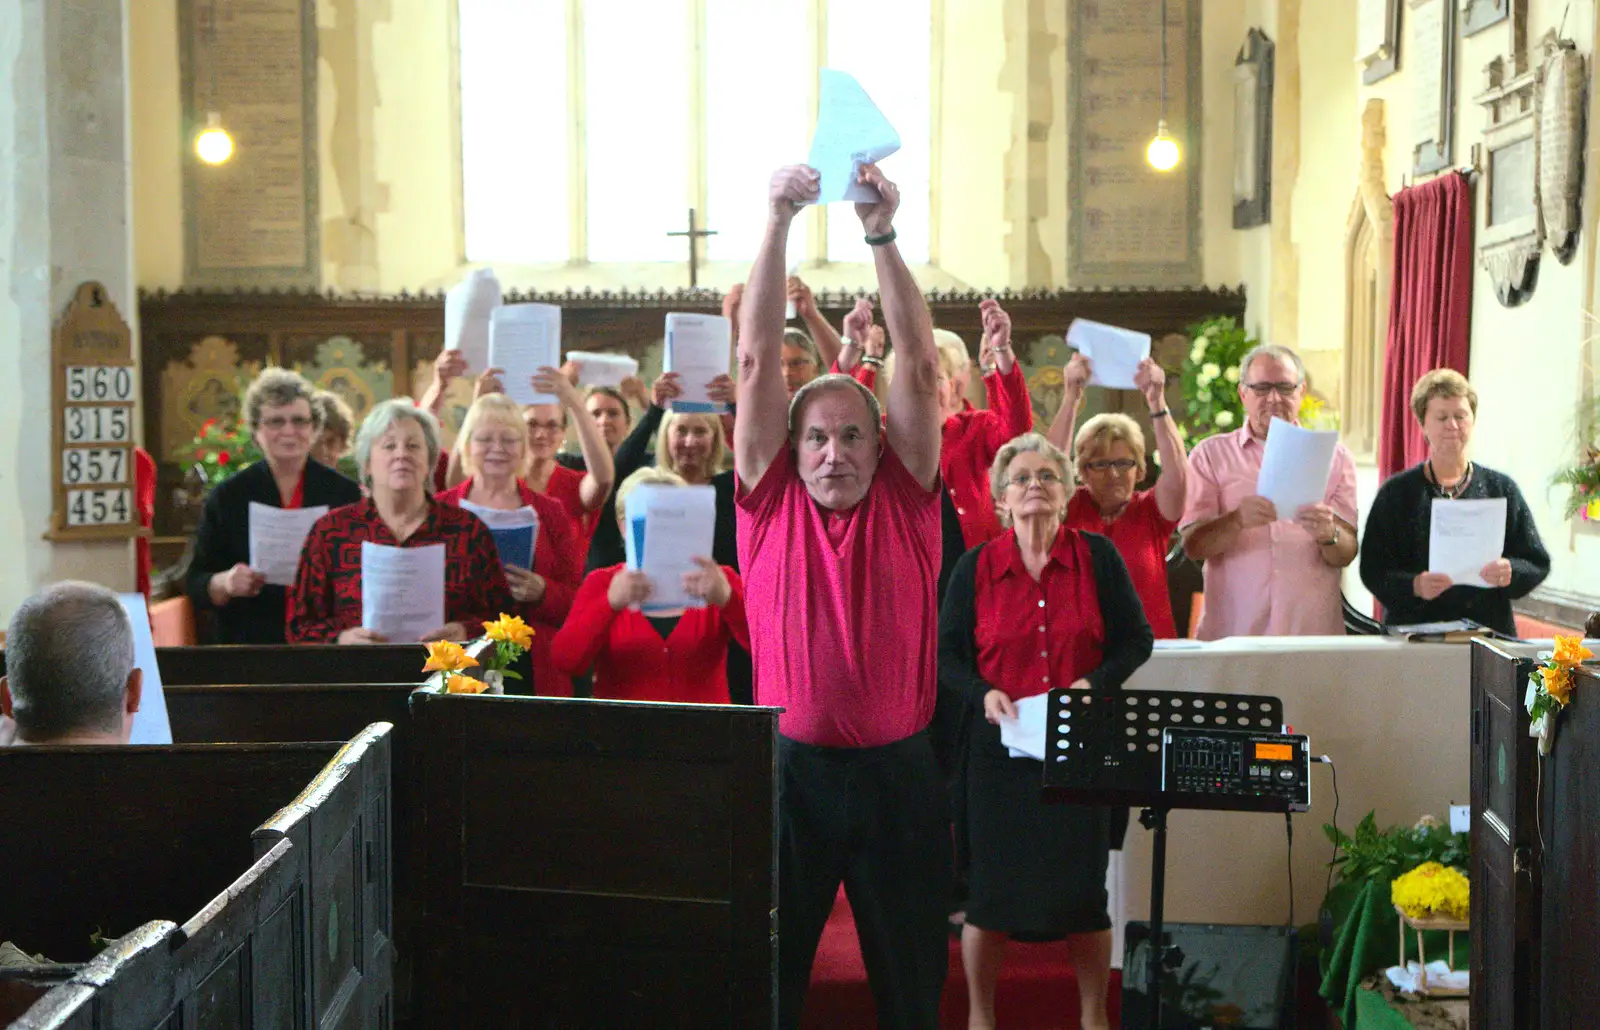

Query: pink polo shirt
left=736, top=442, right=942, bottom=748
left=1181, top=426, right=1357, bottom=640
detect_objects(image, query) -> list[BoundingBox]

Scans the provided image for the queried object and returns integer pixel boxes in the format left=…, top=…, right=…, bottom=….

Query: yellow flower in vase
left=1553, top=635, right=1594, bottom=667
left=483, top=613, right=535, bottom=653
left=1543, top=665, right=1575, bottom=706
left=444, top=673, right=490, bottom=695
left=422, top=639, right=479, bottom=675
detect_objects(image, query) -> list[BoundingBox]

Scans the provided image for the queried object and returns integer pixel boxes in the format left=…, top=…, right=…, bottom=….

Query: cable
left=1318, top=755, right=1341, bottom=904
left=1285, top=809, right=1295, bottom=929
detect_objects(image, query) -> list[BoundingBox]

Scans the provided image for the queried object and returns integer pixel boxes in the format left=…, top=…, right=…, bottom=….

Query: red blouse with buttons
left=536, top=463, right=599, bottom=550
left=549, top=564, right=751, bottom=704
left=971, top=529, right=1104, bottom=700
left=287, top=498, right=513, bottom=643
left=435, top=476, right=584, bottom=695
left=1065, top=486, right=1180, bottom=639
left=942, top=363, right=1036, bottom=549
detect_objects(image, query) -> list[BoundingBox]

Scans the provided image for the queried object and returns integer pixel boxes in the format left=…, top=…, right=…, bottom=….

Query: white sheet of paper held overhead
left=566, top=351, right=639, bottom=388
left=120, top=593, right=172, bottom=745
left=360, top=541, right=446, bottom=642
left=247, top=502, right=329, bottom=587
left=1000, top=693, right=1049, bottom=761
left=1065, top=319, right=1151, bottom=390
left=664, top=313, right=732, bottom=414
left=1429, top=498, right=1506, bottom=588
left=807, top=69, right=902, bottom=204
left=489, top=304, right=562, bottom=406
left=444, top=268, right=502, bottom=373
left=624, top=484, right=717, bottom=612
left=1255, top=417, right=1339, bottom=521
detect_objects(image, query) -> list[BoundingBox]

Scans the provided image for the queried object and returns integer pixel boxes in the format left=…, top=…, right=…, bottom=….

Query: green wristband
left=864, top=229, right=898, bottom=247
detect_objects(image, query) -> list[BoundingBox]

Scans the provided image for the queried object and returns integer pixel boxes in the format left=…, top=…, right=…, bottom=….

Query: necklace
left=1427, top=459, right=1473, bottom=500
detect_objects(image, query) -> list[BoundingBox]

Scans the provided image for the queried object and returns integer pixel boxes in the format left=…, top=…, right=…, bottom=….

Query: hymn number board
left=50, top=282, right=142, bottom=540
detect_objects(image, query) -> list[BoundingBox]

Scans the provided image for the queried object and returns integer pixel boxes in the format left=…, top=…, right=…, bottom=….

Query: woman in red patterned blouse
left=288, top=399, right=512, bottom=644
left=436, top=393, right=582, bottom=694
left=550, top=468, right=749, bottom=704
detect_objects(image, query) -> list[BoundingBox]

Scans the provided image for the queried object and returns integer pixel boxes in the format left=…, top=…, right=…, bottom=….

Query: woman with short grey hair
left=941, top=431, right=1153, bottom=1030
left=185, top=367, right=362, bottom=644
left=289, top=399, right=511, bottom=645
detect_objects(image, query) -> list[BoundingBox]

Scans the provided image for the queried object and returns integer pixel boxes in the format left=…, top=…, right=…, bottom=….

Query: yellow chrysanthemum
left=422, top=639, right=480, bottom=674
left=444, top=672, right=489, bottom=695
left=1553, top=635, right=1594, bottom=667
left=483, top=613, right=535, bottom=652
left=1544, top=665, right=1575, bottom=706
left=1391, top=861, right=1470, bottom=921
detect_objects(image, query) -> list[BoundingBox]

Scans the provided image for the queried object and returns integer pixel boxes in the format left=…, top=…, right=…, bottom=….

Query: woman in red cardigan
left=436, top=393, right=583, bottom=695
left=551, top=468, right=749, bottom=704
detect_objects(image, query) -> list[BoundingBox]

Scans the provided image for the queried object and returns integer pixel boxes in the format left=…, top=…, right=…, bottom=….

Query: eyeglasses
left=782, top=357, right=817, bottom=372
left=1007, top=469, right=1064, bottom=489
left=1082, top=459, right=1137, bottom=474
left=471, top=434, right=524, bottom=450
left=524, top=420, right=565, bottom=435
left=1242, top=381, right=1302, bottom=398
left=260, top=415, right=314, bottom=430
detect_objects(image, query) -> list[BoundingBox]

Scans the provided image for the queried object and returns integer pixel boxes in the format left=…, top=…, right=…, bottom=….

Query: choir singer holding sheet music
left=938, top=433, right=1152, bottom=1030
left=288, top=400, right=511, bottom=644
left=551, top=468, right=748, bottom=704
left=1180, top=344, right=1358, bottom=638
left=1359, top=370, right=1549, bottom=635
left=736, top=162, right=949, bottom=1030
left=186, top=369, right=361, bottom=644
left=435, top=394, right=583, bottom=694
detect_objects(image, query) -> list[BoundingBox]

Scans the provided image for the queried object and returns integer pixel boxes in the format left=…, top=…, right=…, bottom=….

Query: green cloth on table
left=1319, top=878, right=1470, bottom=1029
left=1354, top=986, right=1419, bottom=1030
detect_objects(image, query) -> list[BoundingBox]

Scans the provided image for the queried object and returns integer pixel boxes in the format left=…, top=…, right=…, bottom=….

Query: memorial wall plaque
left=1069, top=0, right=1202, bottom=288
left=1360, top=0, right=1403, bottom=83
left=180, top=0, right=320, bottom=289
left=1411, top=0, right=1457, bottom=177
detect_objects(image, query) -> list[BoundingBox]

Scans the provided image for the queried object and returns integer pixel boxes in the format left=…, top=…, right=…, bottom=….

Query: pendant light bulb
left=196, top=111, right=235, bottom=165
left=1146, top=119, right=1181, bottom=172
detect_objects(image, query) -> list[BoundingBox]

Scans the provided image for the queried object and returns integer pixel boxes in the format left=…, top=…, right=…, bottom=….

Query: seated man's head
left=0, top=582, right=142, bottom=746
left=788, top=374, right=883, bottom=511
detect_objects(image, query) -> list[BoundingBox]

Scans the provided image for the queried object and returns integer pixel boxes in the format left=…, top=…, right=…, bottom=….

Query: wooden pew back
left=409, top=690, right=778, bottom=1029
left=3, top=727, right=393, bottom=1030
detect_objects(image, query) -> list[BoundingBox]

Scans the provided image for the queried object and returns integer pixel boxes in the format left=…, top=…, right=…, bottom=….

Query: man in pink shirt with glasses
left=1181, top=343, right=1359, bottom=639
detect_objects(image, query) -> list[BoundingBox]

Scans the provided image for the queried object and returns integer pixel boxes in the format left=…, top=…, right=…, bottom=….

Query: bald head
left=1, top=582, right=141, bottom=745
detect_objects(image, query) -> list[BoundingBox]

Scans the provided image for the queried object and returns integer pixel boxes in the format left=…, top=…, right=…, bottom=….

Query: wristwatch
left=1322, top=525, right=1340, bottom=547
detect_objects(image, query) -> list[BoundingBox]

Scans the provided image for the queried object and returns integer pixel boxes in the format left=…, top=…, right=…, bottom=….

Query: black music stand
left=1041, top=688, right=1292, bottom=1030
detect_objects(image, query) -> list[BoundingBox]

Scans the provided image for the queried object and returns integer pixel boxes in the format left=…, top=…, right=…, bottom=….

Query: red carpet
left=801, top=888, right=1122, bottom=1030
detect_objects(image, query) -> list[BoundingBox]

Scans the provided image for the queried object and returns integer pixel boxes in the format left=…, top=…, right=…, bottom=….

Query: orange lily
left=422, top=639, right=479, bottom=675
left=483, top=613, right=535, bottom=652
left=1553, top=635, right=1594, bottom=667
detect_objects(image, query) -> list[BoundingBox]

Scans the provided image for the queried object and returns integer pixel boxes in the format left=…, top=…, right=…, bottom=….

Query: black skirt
left=963, top=710, right=1111, bottom=938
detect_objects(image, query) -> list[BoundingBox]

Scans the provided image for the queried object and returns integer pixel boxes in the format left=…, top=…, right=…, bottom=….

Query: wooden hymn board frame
left=48, top=283, right=146, bottom=542
left=178, top=0, right=320, bottom=289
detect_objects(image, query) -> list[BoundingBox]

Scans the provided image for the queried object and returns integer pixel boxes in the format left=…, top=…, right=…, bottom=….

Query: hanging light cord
left=1159, top=0, right=1169, bottom=127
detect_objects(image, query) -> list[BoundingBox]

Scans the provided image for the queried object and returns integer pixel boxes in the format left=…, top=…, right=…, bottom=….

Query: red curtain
left=1379, top=172, right=1474, bottom=479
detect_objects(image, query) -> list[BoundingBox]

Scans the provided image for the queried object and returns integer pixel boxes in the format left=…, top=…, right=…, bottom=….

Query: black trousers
left=777, top=730, right=952, bottom=1030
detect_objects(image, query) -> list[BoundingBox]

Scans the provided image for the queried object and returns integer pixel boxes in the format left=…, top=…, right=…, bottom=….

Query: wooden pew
left=1, top=725, right=392, bottom=1030
left=0, top=643, right=432, bottom=686
left=409, top=689, right=779, bottom=1029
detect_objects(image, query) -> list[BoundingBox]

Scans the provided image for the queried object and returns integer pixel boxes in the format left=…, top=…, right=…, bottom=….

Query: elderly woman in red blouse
left=939, top=432, right=1153, bottom=1030
left=289, top=399, right=511, bottom=644
left=551, top=468, right=748, bottom=704
left=435, top=393, right=582, bottom=693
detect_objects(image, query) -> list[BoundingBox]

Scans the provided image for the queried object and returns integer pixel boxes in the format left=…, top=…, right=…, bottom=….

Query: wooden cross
left=667, top=208, right=717, bottom=288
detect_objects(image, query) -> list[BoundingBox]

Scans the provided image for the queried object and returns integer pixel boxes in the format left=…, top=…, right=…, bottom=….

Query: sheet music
left=1429, top=498, right=1507, bottom=588
left=1066, top=318, right=1151, bottom=390
left=247, top=502, right=329, bottom=587
left=1255, top=418, right=1339, bottom=521
left=360, top=541, right=446, bottom=641
left=566, top=351, right=639, bottom=388
left=807, top=69, right=902, bottom=204
left=444, top=268, right=502, bottom=373
left=459, top=500, right=540, bottom=570
left=664, top=313, right=732, bottom=414
left=624, top=484, right=717, bottom=612
left=489, top=304, right=562, bottom=406
left=120, top=593, right=172, bottom=746
left=1001, top=693, right=1049, bottom=760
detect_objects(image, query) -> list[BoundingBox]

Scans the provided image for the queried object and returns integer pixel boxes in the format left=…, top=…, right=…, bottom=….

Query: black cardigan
left=938, top=531, right=1154, bottom=707
left=185, top=459, right=363, bottom=644
left=585, top=404, right=739, bottom=572
left=1358, top=462, right=1550, bottom=636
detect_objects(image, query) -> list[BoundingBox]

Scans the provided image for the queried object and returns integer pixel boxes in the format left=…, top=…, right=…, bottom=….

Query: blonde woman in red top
left=550, top=468, right=748, bottom=704
left=436, top=393, right=583, bottom=695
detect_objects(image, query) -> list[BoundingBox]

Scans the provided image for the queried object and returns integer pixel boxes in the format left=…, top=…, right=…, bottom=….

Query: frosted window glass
left=460, top=0, right=570, bottom=263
